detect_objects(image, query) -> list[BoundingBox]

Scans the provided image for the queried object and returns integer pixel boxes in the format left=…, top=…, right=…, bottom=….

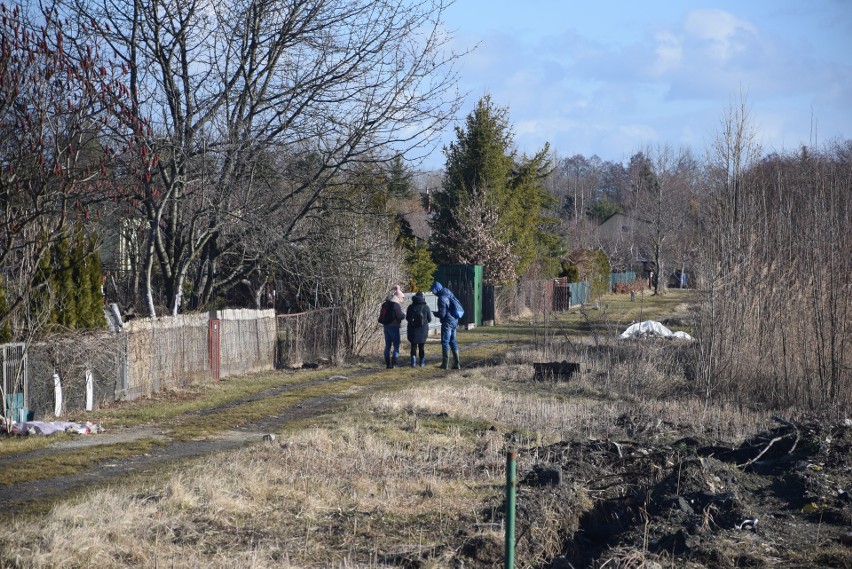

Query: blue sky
left=421, top=0, right=852, bottom=169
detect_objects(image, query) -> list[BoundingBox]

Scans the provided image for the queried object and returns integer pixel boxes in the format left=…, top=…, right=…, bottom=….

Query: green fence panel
left=434, top=264, right=483, bottom=326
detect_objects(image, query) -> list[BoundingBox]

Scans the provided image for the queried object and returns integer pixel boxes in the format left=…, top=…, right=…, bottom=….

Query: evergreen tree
left=26, top=229, right=105, bottom=334
left=387, top=155, right=414, bottom=199
left=505, top=147, right=558, bottom=276
left=404, top=239, right=437, bottom=292
left=85, top=238, right=105, bottom=328
left=53, top=234, right=77, bottom=329
left=70, top=232, right=91, bottom=330
left=430, top=96, right=556, bottom=283
left=586, top=196, right=623, bottom=223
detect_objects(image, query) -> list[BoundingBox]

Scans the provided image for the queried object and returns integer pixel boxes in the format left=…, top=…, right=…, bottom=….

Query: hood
left=387, top=284, right=405, bottom=303
left=412, top=291, right=426, bottom=304
left=430, top=281, right=443, bottom=294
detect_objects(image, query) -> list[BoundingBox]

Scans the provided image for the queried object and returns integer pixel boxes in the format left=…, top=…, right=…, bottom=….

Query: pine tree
left=404, top=239, right=437, bottom=292
left=430, top=96, right=556, bottom=283
left=387, top=155, right=414, bottom=199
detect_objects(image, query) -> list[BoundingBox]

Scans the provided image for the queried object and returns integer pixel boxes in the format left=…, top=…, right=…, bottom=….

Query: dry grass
left=1, top=367, right=776, bottom=568
left=0, top=290, right=792, bottom=568
left=374, top=370, right=774, bottom=449
left=0, top=396, right=507, bottom=568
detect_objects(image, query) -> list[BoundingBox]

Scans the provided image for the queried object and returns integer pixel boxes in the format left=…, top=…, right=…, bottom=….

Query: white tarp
left=5, top=420, right=104, bottom=436
left=620, top=320, right=694, bottom=341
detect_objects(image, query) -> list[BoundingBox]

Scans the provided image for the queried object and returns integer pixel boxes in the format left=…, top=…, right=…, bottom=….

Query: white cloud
left=683, top=9, right=758, bottom=63
left=430, top=1, right=852, bottom=168
left=651, top=32, right=683, bottom=76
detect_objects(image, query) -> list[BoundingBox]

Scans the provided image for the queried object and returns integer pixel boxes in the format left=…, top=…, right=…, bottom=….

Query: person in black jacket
left=382, top=285, right=406, bottom=368
left=405, top=291, right=432, bottom=367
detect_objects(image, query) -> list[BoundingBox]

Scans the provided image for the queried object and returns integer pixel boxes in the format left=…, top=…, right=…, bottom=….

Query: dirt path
left=0, top=367, right=392, bottom=515
left=0, top=335, right=517, bottom=515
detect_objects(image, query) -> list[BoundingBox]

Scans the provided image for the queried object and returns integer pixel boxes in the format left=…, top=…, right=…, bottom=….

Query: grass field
left=4, top=291, right=847, bottom=568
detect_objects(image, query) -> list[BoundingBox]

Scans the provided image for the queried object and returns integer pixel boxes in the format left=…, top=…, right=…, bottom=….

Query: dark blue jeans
left=383, top=326, right=401, bottom=360
left=440, top=320, right=458, bottom=351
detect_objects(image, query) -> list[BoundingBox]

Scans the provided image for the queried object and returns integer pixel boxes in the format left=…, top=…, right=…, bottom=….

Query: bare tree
left=443, top=197, right=518, bottom=286
left=269, top=180, right=407, bottom=356
left=693, top=95, right=762, bottom=405
left=629, top=145, right=697, bottom=295
left=55, top=0, right=463, bottom=316
left=0, top=3, right=138, bottom=423
left=0, top=3, right=134, bottom=331
left=557, top=154, right=603, bottom=223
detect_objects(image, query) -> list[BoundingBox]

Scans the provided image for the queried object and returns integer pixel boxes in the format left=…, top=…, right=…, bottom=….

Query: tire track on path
left=0, top=342, right=510, bottom=515
left=0, top=369, right=377, bottom=514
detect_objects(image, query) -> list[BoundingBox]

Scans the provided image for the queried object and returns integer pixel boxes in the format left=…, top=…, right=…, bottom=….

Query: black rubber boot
left=391, top=356, right=397, bottom=369
left=385, top=356, right=392, bottom=369
left=440, top=350, right=449, bottom=369
left=452, top=349, right=461, bottom=369
left=419, top=357, right=426, bottom=367
left=410, top=356, right=417, bottom=368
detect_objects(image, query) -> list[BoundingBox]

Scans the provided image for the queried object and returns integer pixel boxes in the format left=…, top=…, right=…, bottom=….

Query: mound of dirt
left=459, top=418, right=852, bottom=568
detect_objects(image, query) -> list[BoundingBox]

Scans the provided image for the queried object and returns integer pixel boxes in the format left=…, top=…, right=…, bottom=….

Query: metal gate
left=482, top=285, right=495, bottom=323
left=2, top=343, right=28, bottom=422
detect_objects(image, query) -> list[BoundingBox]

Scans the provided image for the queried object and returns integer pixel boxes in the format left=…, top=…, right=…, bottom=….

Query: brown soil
left=476, top=415, right=852, bottom=568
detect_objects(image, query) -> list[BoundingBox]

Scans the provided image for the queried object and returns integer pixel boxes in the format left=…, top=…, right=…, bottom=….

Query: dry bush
left=613, top=280, right=647, bottom=294
left=696, top=142, right=851, bottom=412
left=26, top=331, right=125, bottom=418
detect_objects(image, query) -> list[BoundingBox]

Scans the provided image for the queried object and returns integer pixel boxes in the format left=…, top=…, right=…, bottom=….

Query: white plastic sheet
left=6, top=420, right=103, bottom=436
left=620, top=320, right=694, bottom=341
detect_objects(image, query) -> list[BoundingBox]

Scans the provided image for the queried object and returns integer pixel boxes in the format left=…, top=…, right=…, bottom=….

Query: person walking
left=380, top=285, right=406, bottom=368
left=429, top=281, right=461, bottom=370
left=405, top=291, right=432, bottom=367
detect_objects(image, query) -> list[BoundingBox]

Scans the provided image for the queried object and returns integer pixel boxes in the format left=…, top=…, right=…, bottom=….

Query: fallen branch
left=737, top=417, right=799, bottom=468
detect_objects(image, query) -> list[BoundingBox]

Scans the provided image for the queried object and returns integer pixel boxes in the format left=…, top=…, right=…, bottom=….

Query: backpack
left=378, top=301, right=396, bottom=325
left=409, top=307, right=424, bottom=329
left=448, top=294, right=464, bottom=320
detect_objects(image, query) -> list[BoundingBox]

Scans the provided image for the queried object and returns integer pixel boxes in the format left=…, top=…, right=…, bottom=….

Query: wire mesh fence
left=217, top=309, right=277, bottom=378
left=2, top=307, right=334, bottom=419
left=276, top=307, right=342, bottom=368
left=25, top=331, right=126, bottom=419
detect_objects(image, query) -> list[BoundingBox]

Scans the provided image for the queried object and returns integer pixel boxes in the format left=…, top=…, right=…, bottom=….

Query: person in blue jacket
left=429, top=281, right=460, bottom=370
